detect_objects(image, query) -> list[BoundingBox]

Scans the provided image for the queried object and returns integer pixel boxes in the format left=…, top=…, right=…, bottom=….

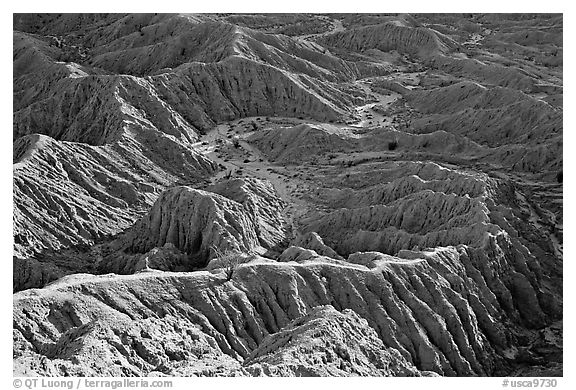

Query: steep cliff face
left=125, top=187, right=258, bottom=259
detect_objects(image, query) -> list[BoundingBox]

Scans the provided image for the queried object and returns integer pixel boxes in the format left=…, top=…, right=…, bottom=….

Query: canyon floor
left=12, top=13, right=562, bottom=377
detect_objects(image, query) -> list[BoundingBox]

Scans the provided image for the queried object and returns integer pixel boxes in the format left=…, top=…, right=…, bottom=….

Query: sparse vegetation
left=211, top=246, right=240, bottom=281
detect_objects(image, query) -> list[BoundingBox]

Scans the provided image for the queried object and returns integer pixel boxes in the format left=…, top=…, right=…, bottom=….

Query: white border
left=2, top=3, right=572, bottom=389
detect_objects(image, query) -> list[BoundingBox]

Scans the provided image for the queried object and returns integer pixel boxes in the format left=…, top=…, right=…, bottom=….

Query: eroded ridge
left=13, top=13, right=562, bottom=377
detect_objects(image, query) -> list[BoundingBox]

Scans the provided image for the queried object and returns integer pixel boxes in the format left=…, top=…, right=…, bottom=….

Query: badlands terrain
left=13, top=13, right=562, bottom=377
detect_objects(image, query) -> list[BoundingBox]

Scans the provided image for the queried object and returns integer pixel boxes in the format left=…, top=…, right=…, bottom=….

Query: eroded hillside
left=13, top=13, right=562, bottom=377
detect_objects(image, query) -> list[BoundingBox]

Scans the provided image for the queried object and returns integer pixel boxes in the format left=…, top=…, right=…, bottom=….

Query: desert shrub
left=211, top=246, right=240, bottom=281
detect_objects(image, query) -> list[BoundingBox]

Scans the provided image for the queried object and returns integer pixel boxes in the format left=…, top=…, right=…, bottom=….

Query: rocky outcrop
left=276, top=246, right=349, bottom=266
left=244, top=306, right=422, bottom=376
left=106, top=178, right=290, bottom=270
left=13, top=256, right=67, bottom=293
left=292, top=232, right=343, bottom=260
left=13, top=249, right=561, bottom=376
left=207, top=178, right=290, bottom=251
left=13, top=133, right=215, bottom=260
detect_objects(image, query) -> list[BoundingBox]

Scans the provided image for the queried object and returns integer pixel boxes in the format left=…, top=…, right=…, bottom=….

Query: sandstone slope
left=12, top=13, right=562, bottom=378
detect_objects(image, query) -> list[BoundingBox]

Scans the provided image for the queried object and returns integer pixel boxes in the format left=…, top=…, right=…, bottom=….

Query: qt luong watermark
left=13, top=378, right=173, bottom=389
